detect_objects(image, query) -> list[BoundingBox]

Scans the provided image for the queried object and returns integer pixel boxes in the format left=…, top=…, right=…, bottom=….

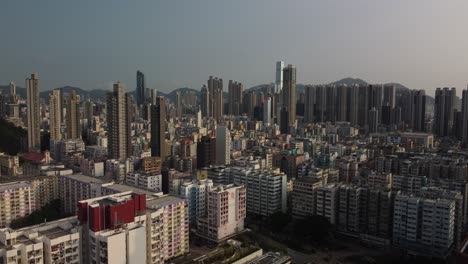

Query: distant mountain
left=330, top=77, right=368, bottom=86
left=164, top=87, right=199, bottom=102
left=0, top=80, right=436, bottom=112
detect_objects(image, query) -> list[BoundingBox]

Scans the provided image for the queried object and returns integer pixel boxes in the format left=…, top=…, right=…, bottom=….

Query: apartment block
left=59, top=174, right=110, bottom=214
left=231, top=167, right=287, bottom=217
left=77, top=192, right=147, bottom=264
left=0, top=217, right=80, bottom=264
left=141, top=157, right=162, bottom=174
left=197, top=184, right=246, bottom=242
left=145, top=194, right=189, bottom=262
left=126, top=172, right=162, bottom=192
left=77, top=191, right=189, bottom=264
left=0, top=183, right=35, bottom=228
left=291, top=177, right=323, bottom=219
left=315, top=184, right=339, bottom=224
left=393, top=193, right=455, bottom=258
left=180, top=179, right=214, bottom=224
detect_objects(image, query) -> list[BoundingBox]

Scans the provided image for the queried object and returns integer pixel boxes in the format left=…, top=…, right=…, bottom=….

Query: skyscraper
left=461, top=89, right=468, bottom=145
left=315, top=85, right=327, bottom=123
left=151, top=96, right=166, bottom=159
left=66, top=90, right=80, bottom=139
left=208, top=76, right=223, bottom=121
left=107, top=82, right=129, bottom=160
left=304, top=85, right=315, bottom=123
left=200, top=85, right=209, bottom=118
left=336, top=85, right=348, bottom=122
left=228, top=80, right=243, bottom=116
left=175, top=91, right=182, bottom=117
left=26, top=73, right=40, bottom=151
left=369, top=107, right=379, bottom=134
left=325, top=85, right=337, bottom=123
left=348, top=85, right=359, bottom=126
left=215, top=126, right=231, bottom=165
left=282, top=64, right=296, bottom=126
left=357, top=85, right=369, bottom=127
left=383, top=84, right=396, bottom=109
left=412, top=90, right=426, bottom=132
left=275, top=61, right=284, bottom=94
left=434, top=87, right=456, bottom=137
left=244, top=91, right=257, bottom=118
left=49, top=89, right=62, bottom=141
left=136, top=70, right=145, bottom=106
left=263, top=96, right=272, bottom=125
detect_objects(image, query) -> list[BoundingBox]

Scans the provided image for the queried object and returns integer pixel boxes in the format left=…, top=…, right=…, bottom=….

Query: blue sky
left=1, top=0, right=468, bottom=95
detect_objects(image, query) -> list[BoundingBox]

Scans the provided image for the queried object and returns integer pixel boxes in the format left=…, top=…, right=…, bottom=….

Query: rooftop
left=146, top=194, right=186, bottom=210
left=0, top=182, right=31, bottom=192
left=61, top=174, right=109, bottom=184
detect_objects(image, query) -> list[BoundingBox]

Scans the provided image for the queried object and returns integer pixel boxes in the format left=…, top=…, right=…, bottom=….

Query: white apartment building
left=197, top=184, right=246, bottom=242
left=315, top=184, right=339, bottom=224
left=126, top=172, right=162, bottom=192
left=393, top=193, right=455, bottom=258
left=180, top=179, right=214, bottom=224
left=0, top=183, right=35, bottom=228
left=0, top=217, right=80, bottom=264
left=231, top=167, right=287, bottom=217
left=78, top=191, right=189, bottom=264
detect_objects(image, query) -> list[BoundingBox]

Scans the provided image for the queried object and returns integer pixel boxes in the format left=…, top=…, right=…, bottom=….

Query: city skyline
left=3, top=1, right=468, bottom=95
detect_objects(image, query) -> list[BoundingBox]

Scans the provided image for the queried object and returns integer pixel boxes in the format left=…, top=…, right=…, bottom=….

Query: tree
left=293, top=215, right=332, bottom=244
left=265, top=211, right=291, bottom=232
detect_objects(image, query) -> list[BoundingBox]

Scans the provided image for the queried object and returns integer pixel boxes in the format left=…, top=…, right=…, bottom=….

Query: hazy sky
left=2, top=0, right=468, bottom=96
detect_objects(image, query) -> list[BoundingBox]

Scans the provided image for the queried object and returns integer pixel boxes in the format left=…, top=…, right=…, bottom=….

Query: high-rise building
left=412, top=90, right=426, bottom=132
left=461, top=89, right=468, bottom=145
left=66, top=89, right=80, bottom=139
left=232, top=167, right=288, bottom=217
left=197, top=184, right=246, bottom=241
left=348, top=85, right=359, bottom=126
left=393, top=193, right=455, bottom=258
left=243, top=90, right=257, bottom=117
left=0, top=182, right=35, bottom=227
left=175, top=91, right=182, bottom=117
left=358, top=85, right=369, bottom=127
left=180, top=179, right=214, bottom=224
left=282, top=65, right=296, bottom=126
left=216, top=126, right=231, bottom=165
left=228, top=80, right=243, bottom=116
left=304, top=85, right=315, bottom=123
left=26, top=73, right=41, bottom=151
left=197, top=136, right=216, bottom=168
left=275, top=61, right=284, bottom=94
left=150, top=96, right=166, bottom=159
left=325, top=84, right=337, bottom=123
left=208, top=76, right=223, bottom=121
left=49, top=89, right=62, bottom=141
left=136, top=70, right=146, bottom=106
left=77, top=191, right=189, bottom=263
left=434, top=87, right=456, bottom=137
left=200, top=85, right=209, bottom=118
left=107, top=82, right=129, bottom=160
left=263, top=96, right=272, bottom=125
left=369, top=107, right=379, bottom=133
left=336, top=85, right=348, bottom=122
left=383, top=84, right=396, bottom=109
left=0, top=217, right=81, bottom=264
left=315, top=85, right=327, bottom=123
